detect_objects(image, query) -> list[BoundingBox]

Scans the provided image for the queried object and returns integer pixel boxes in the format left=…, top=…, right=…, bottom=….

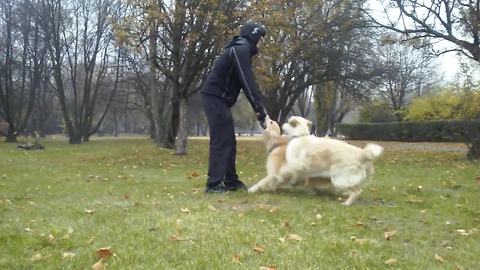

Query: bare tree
left=366, top=0, right=480, bottom=61
left=0, top=0, right=47, bottom=142
left=366, top=0, right=480, bottom=159
left=374, top=36, right=437, bottom=120
left=37, top=0, right=122, bottom=143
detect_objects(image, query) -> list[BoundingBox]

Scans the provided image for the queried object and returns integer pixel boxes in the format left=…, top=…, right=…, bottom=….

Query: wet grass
left=0, top=137, right=479, bottom=269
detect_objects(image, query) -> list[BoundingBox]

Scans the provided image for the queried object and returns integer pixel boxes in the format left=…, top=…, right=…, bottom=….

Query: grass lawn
left=0, top=137, right=479, bottom=269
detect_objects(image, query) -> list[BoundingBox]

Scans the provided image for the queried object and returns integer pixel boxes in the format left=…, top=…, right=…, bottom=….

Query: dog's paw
left=247, top=186, right=258, bottom=193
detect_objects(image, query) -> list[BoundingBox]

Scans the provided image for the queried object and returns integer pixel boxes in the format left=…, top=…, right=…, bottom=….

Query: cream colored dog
left=249, top=116, right=383, bottom=206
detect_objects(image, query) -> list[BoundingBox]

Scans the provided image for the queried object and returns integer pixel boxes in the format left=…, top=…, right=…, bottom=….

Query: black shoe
left=205, top=182, right=225, bottom=193
left=224, top=180, right=247, bottom=191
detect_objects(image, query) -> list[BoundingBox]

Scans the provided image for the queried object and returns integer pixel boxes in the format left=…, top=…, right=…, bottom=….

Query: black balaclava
left=240, top=21, right=266, bottom=46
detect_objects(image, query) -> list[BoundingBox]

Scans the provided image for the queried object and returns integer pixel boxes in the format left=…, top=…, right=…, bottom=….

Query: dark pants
left=201, top=94, right=239, bottom=187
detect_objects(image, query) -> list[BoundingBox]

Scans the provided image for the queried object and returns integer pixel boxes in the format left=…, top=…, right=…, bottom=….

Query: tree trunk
left=149, top=22, right=162, bottom=145
left=175, top=98, right=189, bottom=155
left=162, top=97, right=179, bottom=149
left=314, top=81, right=337, bottom=136
left=467, top=139, right=480, bottom=160
left=69, top=132, right=82, bottom=144
left=5, top=129, right=17, bottom=143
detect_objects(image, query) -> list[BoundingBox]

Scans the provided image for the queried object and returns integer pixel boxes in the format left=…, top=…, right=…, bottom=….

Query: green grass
left=0, top=137, right=479, bottom=269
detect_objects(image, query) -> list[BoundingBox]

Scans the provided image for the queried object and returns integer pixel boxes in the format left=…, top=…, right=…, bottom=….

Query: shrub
left=405, top=89, right=480, bottom=121
left=337, top=120, right=480, bottom=142
left=359, top=101, right=396, bottom=123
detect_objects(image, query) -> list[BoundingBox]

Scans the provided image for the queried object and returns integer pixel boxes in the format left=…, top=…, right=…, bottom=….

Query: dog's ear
left=288, top=118, right=298, bottom=127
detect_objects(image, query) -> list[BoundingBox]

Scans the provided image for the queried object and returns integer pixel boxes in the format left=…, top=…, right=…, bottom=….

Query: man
left=201, top=21, right=268, bottom=193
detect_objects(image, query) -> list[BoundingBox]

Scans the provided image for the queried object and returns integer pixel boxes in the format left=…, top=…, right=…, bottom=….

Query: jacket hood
left=240, top=21, right=266, bottom=46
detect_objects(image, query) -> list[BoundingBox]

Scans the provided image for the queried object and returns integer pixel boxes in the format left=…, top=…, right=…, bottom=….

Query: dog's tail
left=362, top=143, right=384, bottom=161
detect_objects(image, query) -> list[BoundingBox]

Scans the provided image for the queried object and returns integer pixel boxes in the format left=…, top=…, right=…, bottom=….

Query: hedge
left=336, top=120, right=480, bottom=142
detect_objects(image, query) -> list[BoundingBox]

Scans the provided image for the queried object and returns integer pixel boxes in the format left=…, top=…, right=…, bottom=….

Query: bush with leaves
left=359, top=101, right=396, bottom=123
left=405, top=88, right=480, bottom=121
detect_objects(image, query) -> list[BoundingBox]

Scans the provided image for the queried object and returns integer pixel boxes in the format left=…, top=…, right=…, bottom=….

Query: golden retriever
left=249, top=116, right=383, bottom=206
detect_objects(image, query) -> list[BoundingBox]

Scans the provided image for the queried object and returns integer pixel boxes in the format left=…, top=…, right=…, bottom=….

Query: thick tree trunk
left=5, top=129, right=17, bottom=143
left=69, top=132, right=82, bottom=144
left=314, top=81, right=337, bottom=136
left=175, top=98, right=188, bottom=155
left=162, top=97, right=179, bottom=149
left=467, top=139, right=480, bottom=160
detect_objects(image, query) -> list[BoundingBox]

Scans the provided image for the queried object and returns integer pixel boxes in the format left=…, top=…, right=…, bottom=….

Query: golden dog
left=249, top=116, right=383, bottom=206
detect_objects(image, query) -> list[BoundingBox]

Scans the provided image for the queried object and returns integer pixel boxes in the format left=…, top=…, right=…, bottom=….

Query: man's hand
left=257, top=112, right=267, bottom=129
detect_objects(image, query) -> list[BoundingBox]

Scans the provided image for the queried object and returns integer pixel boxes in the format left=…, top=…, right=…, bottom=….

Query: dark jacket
left=201, top=37, right=266, bottom=117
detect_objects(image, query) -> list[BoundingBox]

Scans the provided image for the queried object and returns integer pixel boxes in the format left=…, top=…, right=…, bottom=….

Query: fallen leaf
left=47, top=233, right=55, bottom=244
left=384, top=258, right=398, bottom=265
left=208, top=205, right=217, bottom=212
left=25, top=227, right=32, bottom=232
left=282, top=220, right=292, bottom=230
left=191, top=171, right=199, bottom=178
left=85, top=208, right=95, bottom=214
left=383, top=230, right=397, bottom=240
left=269, top=207, right=279, bottom=213
left=405, top=198, right=423, bottom=203
left=232, top=254, right=241, bottom=262
left=355, top=221, right=364, bottom=228
left=62, top=252, right=76, bottom=259
left=87, top=236, right=96, bottom=244
left=180, top=208, right=190, bottom=214
left=91, top=259, right=106, bottom=270
left=260, top=266, right=277, bottom=270
left=96, top=247, right=113, bottom=259
left=316, top=214, right=323, bottom=220
left=434, top=253, right=445, bottom=263
left=170, top=235, right=184, bottom=241
left=288, top=233, right=303, bottom=241
left=476, top=176, right=480, bottom=182
left=31, top=253, right=42, bottom=262
left=278, top=237, right=286, bottom=243
left=253, top=244, right=265, bottom=253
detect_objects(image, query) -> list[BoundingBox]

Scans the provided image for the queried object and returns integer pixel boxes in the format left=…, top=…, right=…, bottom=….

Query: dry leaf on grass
left=232, top=254, right=241, bottom=262
left=384, top=230, right=397, bottom=240
left=260, top=266, right=277, bottom=270
left=180, top=208, right=190, bottom=214
left=96, top=247, right=113, bottom=259
left=384, top=258, right=398, bottom=265
left=434, top=253, right=445, bottom=263
left=31, top=253, right=42, bottom=262
left=253, top=244, right=265, bottom=253
left=355, top=221, right=364, bottom=228
left=91, top=259, right=106, bottom=270
left=405, top=198, right=423, bottom=203
left=288, top=234, right=303, bottom=241
left=47, top=233, right=55, bottom=244
left=208, top=205, right=217, bottom=212
left=85, top=208, right=96, bottom=214
left=87, top=236, right=96, bottom=244
left=170, top=235, right=184, bottom=241
left=62, top=252, right=76, bottom=259
left=269, top=207, right=279, bottom=213
left=282, top=220, right=292, bottom=230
